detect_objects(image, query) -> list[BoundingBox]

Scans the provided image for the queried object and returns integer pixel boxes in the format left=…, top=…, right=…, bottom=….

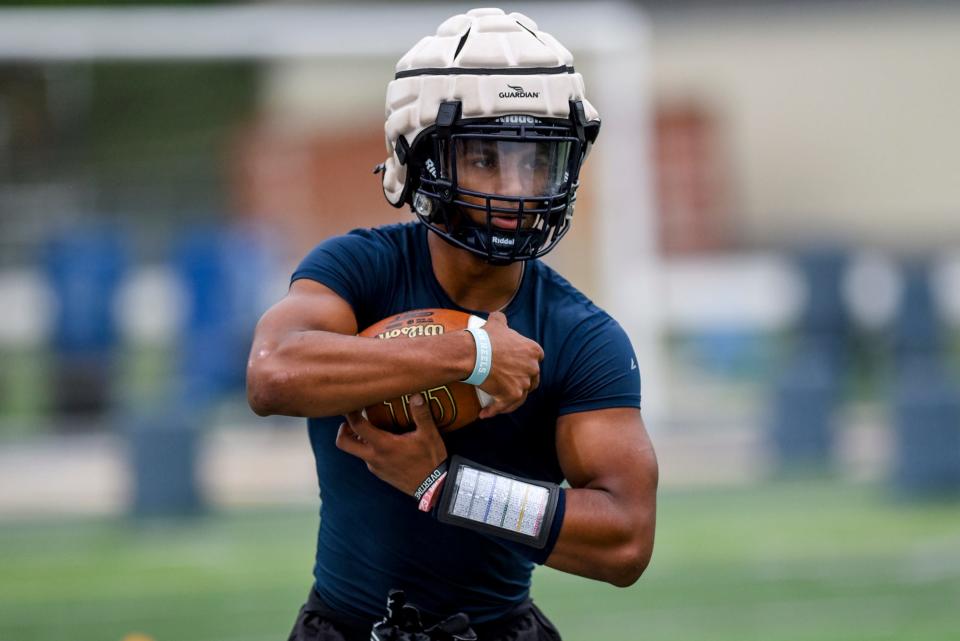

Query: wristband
left=414, top=459, right=448, bottom=508
left=418, top=472, right=446, bottom=512
left=435, top=456, right=562, bottom=551
left=461, top=327, right=492, bottom=386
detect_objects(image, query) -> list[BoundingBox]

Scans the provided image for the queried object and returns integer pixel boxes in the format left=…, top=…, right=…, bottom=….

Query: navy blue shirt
left=291, top=222, right=641, bottom=624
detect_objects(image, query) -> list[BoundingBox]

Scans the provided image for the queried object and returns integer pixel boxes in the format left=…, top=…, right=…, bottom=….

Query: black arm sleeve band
left=435, top=456, right=564, bottom=557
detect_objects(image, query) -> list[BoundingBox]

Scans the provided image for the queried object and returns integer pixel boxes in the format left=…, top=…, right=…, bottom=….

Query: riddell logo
left=499, top=84, right=539, bottom=99
left=491, top=235, right=515, bottom=247
left=495, top=115, right=542, bottom=125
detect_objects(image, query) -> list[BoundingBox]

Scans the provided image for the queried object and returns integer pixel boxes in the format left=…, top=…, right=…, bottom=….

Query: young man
left=247, top=8, right=658, bottom=641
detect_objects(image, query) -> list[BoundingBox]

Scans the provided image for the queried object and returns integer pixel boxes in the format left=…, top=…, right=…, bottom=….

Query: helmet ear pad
left=585, top=122, right=601, bottom=143
left=404, top=132, right=445, bottom=223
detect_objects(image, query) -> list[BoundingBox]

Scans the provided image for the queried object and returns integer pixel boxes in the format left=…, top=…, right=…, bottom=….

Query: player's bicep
left=556, top=407, right=657, bottom=496
left=551, top=407, right=657, bottom=581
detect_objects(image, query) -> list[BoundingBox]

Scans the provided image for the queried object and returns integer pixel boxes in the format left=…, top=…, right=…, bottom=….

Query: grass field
left=1, top=481, right=958, bottom=641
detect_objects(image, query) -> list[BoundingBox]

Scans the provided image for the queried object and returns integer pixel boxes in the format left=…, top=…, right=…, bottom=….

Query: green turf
left=0, top=349, right=49, bottom=428
left=535, top=483, right=960, bottom=641
left=1, top=482, right=958, bottom=641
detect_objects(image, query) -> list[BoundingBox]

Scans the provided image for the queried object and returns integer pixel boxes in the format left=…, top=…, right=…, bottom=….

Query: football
left=358, top=308, right=493, bottom=433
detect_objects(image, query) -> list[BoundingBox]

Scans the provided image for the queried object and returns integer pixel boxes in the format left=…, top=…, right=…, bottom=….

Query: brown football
left=358, top=308, right=493, bottom=433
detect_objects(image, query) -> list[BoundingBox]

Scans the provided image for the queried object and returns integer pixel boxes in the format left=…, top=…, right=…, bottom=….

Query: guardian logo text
left=499, top=84, right=539, bottom=99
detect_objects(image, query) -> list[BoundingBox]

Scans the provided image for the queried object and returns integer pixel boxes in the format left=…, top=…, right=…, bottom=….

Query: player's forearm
left=544, top=486, right=656, bottom=587
left=247, top=330, right=474, bottom=417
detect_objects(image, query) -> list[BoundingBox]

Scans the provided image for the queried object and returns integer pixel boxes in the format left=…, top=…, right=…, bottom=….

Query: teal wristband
left=461, top=327, right=492, bottom=386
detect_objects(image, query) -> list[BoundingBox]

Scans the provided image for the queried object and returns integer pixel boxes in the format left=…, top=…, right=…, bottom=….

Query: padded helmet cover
left=381, top=7, right=600, bottom=206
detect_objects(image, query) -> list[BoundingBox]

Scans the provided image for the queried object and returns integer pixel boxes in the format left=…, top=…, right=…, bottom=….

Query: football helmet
left=379, top=8, right=600, bottom=263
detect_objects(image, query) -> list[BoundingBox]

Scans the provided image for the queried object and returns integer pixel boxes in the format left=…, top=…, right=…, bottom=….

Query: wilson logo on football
left=375, top=324, right=445, bottom=339
left=498, top=84, right=540, bottom=99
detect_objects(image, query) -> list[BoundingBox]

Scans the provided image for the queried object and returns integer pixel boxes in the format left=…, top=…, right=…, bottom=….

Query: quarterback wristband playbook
left=461, top=326, right=492, bottom=386
left=435, top=456, right=565, bottom=559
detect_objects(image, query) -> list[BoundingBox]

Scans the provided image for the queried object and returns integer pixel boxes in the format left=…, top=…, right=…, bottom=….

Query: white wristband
left=461, top=327, right=492, bottom=386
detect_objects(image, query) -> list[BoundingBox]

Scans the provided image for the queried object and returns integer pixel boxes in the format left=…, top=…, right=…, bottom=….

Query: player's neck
left=427, top=232, right=524, bottom=313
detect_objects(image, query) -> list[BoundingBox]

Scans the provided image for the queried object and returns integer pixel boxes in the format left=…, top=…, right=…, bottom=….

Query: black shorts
left=287, top=588, right=563, bottom=641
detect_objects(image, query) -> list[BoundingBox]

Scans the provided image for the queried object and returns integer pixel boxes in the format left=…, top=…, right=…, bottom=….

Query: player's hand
left=335, top=393, right=447, bottom=496
left=478, top=311, right=543, bottom=419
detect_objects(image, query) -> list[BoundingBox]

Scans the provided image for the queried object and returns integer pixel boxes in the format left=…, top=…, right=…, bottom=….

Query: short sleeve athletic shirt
left=291, top=222, right=641, bottom=624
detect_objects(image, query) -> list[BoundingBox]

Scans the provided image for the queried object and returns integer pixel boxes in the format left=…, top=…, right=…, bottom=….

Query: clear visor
left=453, top=138, right=572, bottom=198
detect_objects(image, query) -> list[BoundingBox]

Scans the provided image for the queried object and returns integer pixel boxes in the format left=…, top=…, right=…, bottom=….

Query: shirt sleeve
left=290, top=229, right=392, bottom=328
left=556, top=314, right=642, bottom=416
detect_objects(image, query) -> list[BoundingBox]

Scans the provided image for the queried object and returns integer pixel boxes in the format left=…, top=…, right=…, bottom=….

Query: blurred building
left=648, top=0, right=960, bottom=251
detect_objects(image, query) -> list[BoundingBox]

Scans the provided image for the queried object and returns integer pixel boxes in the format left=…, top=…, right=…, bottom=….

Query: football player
left=247, top=8, right=658, bottom=641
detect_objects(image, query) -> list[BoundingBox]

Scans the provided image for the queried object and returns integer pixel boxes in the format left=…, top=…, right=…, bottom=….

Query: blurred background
left=1, top=1, right=959, bottom=640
